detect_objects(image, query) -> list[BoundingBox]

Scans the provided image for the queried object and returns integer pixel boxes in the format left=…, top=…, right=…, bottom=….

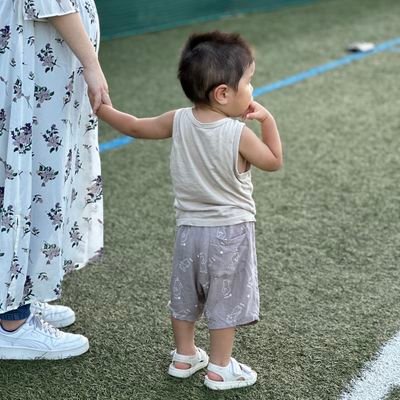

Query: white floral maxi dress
left=0, top=0, right=104, bottom=313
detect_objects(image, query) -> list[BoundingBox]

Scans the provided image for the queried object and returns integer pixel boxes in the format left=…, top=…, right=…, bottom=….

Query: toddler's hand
left=244, top=101, right=270, bottom=123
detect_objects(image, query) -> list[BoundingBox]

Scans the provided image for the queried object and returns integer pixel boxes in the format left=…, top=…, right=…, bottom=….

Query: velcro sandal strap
left=230, top=358, right=244, bottom=376
left=231, top=358, right=253, bottom=376
left=171, top=348, right=200, bottom=367
left=207, top=358, right=254, bottom=382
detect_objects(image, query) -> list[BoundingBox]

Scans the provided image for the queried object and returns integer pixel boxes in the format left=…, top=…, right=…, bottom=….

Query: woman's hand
left=83, top=61, right=112, bottom=114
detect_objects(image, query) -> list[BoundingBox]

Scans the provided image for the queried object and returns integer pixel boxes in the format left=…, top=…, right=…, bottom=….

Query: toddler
left=96, top=31, right=282, bottom=390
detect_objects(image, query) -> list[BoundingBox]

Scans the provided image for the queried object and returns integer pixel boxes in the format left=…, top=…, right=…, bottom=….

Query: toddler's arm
left=239, top=101, right=283, bottom=171
left=96, top=104, right=174, bottom=139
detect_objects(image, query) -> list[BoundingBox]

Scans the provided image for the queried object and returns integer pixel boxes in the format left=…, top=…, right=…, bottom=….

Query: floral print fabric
left=0, top=0, right=103, bottom=313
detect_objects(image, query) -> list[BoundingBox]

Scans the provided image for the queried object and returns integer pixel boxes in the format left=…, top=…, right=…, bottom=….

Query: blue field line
left=253, top=36, right=400, bottom=97
left=99, top=135, right=134, bottom=152
left=100, top=36, right=400, bottom=154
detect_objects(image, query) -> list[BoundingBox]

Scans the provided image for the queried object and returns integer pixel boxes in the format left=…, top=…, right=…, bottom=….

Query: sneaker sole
left=0, top=341, right=89, bottom=360
left=204, top=374, right=257, bottom=390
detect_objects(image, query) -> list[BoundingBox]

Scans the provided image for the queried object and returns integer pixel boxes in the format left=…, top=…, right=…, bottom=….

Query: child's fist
left=244, top=101, right=269, bottom=122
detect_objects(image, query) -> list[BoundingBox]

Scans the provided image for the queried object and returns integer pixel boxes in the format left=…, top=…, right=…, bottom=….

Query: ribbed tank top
left=170, top=107, right=256, bottom=226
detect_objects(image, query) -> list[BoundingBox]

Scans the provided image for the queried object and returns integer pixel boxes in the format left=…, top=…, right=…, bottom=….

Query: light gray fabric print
left=226, top=303, right=245, bottom=325
left=178, top=257, right=193, bottom=273
left=173, top=277, right=183, bottom=300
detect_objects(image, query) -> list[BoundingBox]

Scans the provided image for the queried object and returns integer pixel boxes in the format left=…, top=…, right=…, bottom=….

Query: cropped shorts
left=169, top=222, right=259, bottom=330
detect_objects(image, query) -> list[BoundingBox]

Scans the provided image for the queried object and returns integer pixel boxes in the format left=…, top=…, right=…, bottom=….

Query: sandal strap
left=232, top=358, right=253, bottom=375
left=231, top=358, right=244, bottom=376
left=171, top=348, right=202, bottom=366
left=207, top=357, right=253, bottom=381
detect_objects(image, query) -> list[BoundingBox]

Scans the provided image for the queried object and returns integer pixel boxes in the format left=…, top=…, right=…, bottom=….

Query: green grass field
left=1, top=0, right=400, bottom=398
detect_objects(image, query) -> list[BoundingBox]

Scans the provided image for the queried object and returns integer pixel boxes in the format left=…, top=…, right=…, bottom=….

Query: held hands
left=84, top=61, right=112, bottom=114
left=243, top=100, right=271, bottom=123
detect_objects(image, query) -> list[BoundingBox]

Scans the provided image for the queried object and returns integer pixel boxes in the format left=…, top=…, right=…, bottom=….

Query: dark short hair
left=178, top=31, right=254, bottom=105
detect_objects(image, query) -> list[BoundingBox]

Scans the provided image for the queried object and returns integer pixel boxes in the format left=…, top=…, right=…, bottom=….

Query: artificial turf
left=1, top=0, right=400, bottom=399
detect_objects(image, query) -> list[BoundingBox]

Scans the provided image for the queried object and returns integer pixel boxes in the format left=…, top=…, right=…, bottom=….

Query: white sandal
left=204, top=357, right=257, bottom=390
left=168, top=347, right=209, bottom=378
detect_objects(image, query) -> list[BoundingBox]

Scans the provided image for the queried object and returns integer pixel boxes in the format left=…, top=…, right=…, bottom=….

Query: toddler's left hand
left=244, top=101, right=269, bottom=123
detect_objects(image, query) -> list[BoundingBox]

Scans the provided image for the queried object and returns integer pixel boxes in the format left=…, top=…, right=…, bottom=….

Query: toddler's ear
left=212, top=84, right=229, bottom=105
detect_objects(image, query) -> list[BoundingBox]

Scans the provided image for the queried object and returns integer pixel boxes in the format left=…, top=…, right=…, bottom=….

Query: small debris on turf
left=347, top=42, right=375, bottom=53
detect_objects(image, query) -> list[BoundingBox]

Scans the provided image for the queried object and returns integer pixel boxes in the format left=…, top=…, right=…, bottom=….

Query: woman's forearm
left=48, top=12, right=99, bottom=69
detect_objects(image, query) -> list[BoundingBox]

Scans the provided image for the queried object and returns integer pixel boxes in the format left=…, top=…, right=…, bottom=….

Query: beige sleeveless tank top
left=170, top=108, right=256, bottom=226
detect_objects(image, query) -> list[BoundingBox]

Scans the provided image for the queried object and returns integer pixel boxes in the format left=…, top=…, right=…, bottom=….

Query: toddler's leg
left=171, top=317, right=196, bottom=369
left=208, top=327, right=235, bottom=381
left=169, top=317, right=209, bottom=378
left=205, top=327, right=257, bottom=389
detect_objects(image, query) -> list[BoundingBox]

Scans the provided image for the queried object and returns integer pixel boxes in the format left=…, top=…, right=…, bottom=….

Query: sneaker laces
left=31, top=301, right=48, bottom=311
left=29, top=314, right=61, bottom=337
left=31, top=302, right=51, bottom=318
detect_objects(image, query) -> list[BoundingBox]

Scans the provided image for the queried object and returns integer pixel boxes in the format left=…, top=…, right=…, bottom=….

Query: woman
left=0, top=0, right=110, bottom=359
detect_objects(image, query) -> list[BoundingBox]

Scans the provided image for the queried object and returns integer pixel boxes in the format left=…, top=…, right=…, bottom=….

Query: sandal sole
left=168, top=357, right=209, bottom=378
left=204, top=374, right=257, bottom=390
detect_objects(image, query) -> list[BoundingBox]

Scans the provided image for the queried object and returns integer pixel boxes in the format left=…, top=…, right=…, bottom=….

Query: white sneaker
left=0, top=314, right=89, bottom=360
left=30, top=301, right=76, bottom=328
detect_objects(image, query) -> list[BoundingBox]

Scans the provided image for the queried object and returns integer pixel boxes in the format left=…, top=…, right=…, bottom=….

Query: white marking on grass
left=341, top=330, right=400, bottom=400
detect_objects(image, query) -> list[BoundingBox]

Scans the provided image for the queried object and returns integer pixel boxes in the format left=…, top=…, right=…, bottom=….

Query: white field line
left=341, top=330, right=400, bottom=400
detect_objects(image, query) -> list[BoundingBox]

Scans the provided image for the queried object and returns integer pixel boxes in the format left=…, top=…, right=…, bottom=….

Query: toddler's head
left=178, top=31, right=254, bottom=107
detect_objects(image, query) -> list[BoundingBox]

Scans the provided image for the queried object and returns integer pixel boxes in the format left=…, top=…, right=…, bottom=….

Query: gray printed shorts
left=169, top=222, right=259, bottom=329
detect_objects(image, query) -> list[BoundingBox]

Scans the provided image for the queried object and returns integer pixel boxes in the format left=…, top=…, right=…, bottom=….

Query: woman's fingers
left=102, top=90, right=112, bottom=106
left=91, top=91, right=102, bottom=114
left=83, top=63, right=110, bottom=112
left=89, top=88, right=111, bottom=114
